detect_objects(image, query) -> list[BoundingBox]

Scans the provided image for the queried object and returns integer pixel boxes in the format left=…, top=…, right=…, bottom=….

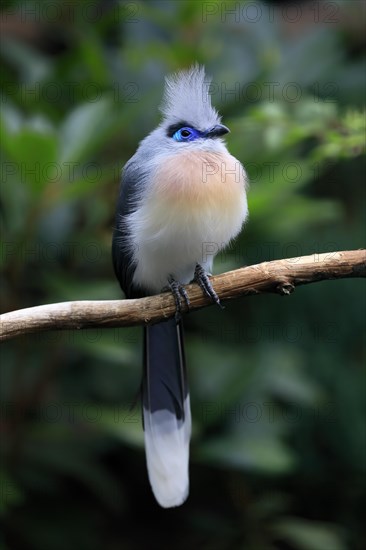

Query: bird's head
left=141, top=65, right=230, bottom=155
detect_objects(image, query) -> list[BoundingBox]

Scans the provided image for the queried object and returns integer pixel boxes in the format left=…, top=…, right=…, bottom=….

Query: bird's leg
left=168, top=276, right=191, bottom=323
left=194, top=263, right=224, bottom=309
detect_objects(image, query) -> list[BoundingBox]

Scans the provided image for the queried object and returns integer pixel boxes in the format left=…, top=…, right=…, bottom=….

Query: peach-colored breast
left=151, top=150, right=246, bottom=213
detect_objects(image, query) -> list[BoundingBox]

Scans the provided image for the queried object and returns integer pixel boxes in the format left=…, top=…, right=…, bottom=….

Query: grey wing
left=112, top=159, right=145, bottom=298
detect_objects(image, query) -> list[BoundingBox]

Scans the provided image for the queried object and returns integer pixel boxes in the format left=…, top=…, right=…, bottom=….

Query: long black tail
left=142, top=318, right=191, bottom=508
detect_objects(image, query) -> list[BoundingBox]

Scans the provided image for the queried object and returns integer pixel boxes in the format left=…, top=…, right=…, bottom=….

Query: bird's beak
left=204, top=124, right=230, bottom=138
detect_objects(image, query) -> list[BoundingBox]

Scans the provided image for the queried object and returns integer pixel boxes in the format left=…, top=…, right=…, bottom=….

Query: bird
left=112, top=64, right=248, bottom=508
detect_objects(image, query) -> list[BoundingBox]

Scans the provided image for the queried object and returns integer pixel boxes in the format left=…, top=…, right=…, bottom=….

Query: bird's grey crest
left=160, top=64, right=220, bottom=129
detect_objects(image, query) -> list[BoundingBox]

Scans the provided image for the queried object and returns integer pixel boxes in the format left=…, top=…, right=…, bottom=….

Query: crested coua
left=112, top=65, right=248, bottom=507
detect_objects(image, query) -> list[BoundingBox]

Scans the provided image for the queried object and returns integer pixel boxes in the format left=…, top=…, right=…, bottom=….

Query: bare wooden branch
left=1, top=250, right=365, bottom=342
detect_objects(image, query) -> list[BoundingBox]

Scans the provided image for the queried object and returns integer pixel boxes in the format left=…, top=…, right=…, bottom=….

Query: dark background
left=1, top=1, right=365, bottom=549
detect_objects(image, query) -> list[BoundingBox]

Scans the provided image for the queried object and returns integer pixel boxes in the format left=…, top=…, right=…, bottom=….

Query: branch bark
left=1, top=250, right=365, bottom=342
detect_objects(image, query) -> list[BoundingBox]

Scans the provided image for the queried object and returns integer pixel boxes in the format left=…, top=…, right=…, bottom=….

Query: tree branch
left=1, top=250, right=365, bottom=342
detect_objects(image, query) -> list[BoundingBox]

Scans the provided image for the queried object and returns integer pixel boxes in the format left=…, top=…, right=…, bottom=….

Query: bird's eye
left=172, top=127, right=196, bottom=142
left=180, top=129, right=191, bottom=138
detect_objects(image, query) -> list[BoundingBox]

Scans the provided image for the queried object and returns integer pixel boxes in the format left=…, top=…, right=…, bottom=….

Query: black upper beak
left=204, top=124, right=230, bottom=138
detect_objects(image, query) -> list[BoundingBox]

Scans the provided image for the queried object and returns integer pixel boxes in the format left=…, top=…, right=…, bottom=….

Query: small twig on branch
left=1, top=250, right=365, bottom=342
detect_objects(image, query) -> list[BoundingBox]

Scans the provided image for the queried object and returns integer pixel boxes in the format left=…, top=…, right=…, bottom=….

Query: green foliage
left=1, top=1, right=365, bottom=549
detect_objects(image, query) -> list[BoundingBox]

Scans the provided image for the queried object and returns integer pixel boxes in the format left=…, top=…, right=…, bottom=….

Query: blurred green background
left=1, top=1, right=365, bottom=549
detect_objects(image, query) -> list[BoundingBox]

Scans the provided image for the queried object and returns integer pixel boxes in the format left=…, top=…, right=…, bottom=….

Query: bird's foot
left=168, top=276, right=191, bottom=323
left=194, top=264, right=224, bottom=309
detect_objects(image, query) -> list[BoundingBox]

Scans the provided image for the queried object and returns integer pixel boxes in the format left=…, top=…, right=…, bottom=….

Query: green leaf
left=96, top=407, right=144, bottom=448
left=272, top=517, right=346, bottom=550
left=197, top=435, right=295, bottom=474
left=2, top=130, right=58, bottom=193
left=59, top=98, right=113, bottom=164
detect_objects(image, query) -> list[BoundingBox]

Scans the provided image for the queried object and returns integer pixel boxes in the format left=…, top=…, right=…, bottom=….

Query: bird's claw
left=194, top=263, right=224, bottom=309
left=168, top=276, right=191, bottom=323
